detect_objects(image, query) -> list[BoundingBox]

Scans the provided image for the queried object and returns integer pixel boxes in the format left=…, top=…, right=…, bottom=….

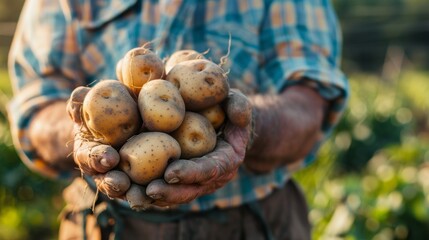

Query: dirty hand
left=68, top=86, right=129, bottom=198
left=145, top=89, right=253, bottom=206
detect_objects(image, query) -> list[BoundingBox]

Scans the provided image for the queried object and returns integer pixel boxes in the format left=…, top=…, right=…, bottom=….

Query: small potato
left=165, top=50, right=204, bottom=74
left=225, top=89, right=252, bottom=128
left=119, top=132, right=181, bottom=185
left=138, top=79, right=185, bottom=133
left=116, top=58, right=123, bottom=82
left=82, top=80, right=141, bottom=148
left=171, top=112, right=217, bottom=159
left=166, top=59, right=230, bottom=111
left=121, top=47, right=164, bottom=96
left=126, top=184, right=152, bottom=211
left=67, top=86, right=91, bottom=125
left=198, top=104, right=225, bottom=130
left=94, top=170, right=131, bottom=198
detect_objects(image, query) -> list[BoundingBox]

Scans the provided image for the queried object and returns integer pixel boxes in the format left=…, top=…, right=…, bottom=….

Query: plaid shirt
left=8, top=0, right=348, bottom=211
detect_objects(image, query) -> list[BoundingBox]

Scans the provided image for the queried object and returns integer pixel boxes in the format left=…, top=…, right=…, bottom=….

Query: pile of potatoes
left=69, top=46, right=250, bottom=210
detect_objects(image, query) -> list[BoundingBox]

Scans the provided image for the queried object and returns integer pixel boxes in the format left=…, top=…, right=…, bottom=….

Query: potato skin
left=166, top=59, right=229, bottom=111
left=121, top=47, right=164, bottom=96
left=82, top=80, right=141, bottom=148
left=171, top=112, right=217, bottom=159
left=138, top=79, right=185, bottom=133
left=119, top=132, right=181, bottom=185
left=198, top=104, right=225, bottom=130
left=165, top=50, right=204, bottom=74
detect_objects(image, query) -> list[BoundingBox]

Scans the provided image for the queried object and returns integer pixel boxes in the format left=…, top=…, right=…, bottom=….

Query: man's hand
left=68, top=87, right=129, bottom=198
left=144, top=89, right=252, bottom=207
left=68, top=86, right=252, bottom=206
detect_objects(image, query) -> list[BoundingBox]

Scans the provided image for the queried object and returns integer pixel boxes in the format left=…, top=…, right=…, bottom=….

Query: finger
left=223, top=123, right=251, bottom=158
left=93, top=170, right=131, bottom=199
left=67, top=86, right=90, bottom=125
left=225, top=89, right=252, bottom=128
left=164, top=140, right=242, bottom=184
left=126, top=184, right=153, bottom=211
left=74, top=139, right=120, bottom=175
left=146, top=179, right=204, bottom=204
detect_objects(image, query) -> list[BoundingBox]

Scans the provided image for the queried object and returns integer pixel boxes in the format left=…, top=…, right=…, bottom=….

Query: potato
left=225, top=89, right=252, bottom=128
left=165, top=50, right=204, bottom=74
left=171, top=112, right=217, bottom=159
left=126, top=184, right=152, bottom=211
left=67, top=86, right=90, bottom=125
left=119, top=132, right=181, bottom=185
left=198, top=104, right=225, bottom=130
left=138, top=79, right=185, bottom=132
left=166, top=59, right=229, bottom=111
left=94, top=170, right=131, bottom=198
left=116, top=58, right=123, bottom=82
left=82, top=80, right=141, bottom=148
left=121, top=47, right=164, bottom=96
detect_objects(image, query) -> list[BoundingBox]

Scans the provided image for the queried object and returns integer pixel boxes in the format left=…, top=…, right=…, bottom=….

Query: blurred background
left=1, top=0, right=429, bottom=239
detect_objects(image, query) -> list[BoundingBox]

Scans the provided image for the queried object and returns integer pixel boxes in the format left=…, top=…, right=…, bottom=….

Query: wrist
left=29, top=101, right=76, bottom=170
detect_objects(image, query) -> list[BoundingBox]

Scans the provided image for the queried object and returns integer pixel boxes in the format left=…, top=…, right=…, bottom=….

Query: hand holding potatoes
left=67, top=85, right=131, bottom=198
left=144, top=89, right=253, bottom=206
left=67, top=45, right=253, bottom=208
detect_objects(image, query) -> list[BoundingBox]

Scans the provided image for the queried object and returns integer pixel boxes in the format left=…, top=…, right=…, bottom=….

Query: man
left=8, top=0, right=348, bottom=239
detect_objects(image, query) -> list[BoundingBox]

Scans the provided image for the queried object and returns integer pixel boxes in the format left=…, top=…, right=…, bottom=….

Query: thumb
left=67, top=86, right=91, bottom=125
left=224, top=89, right=252, bottom=128
left=223, top=123, right=250, bottom=158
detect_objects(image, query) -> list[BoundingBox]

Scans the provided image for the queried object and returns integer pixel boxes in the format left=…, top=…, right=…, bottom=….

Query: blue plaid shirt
left=8, top=0, right=348, bottom=211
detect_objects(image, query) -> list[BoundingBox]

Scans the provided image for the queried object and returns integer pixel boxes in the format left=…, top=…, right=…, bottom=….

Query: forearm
left=244, top=84, right=327, bottom=172
left=29, top=100, right=76, bottom=171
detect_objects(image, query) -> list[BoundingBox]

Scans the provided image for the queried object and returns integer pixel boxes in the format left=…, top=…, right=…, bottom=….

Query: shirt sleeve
left=8, top=0, right=84, bottom=178
left=259, top=0, right=349, bottom=166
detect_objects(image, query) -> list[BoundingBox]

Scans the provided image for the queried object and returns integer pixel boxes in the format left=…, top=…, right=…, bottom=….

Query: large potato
left=121, top=47, right=164, bottom=96
left=165, top=50, right=204, bottom=74
left=82, top=80, right=141, bottom=148
left=138, top=79, right=185, bottom=133
left=171, top=112, right=217, bottom=159
left=166, top=59, right=229, bottom=111
left=119, top=132, right=181, bottom=185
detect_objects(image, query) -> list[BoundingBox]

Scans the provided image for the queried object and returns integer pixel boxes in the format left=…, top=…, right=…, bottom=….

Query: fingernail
left=100, top=159, right=110, bottom=167
left=149, top=194, right=162, bottom=200
left=168, top=178, right=179, bottom=184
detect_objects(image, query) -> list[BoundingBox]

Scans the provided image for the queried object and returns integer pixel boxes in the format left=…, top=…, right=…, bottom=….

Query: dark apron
left=59, top=177, right=311, bottom=240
